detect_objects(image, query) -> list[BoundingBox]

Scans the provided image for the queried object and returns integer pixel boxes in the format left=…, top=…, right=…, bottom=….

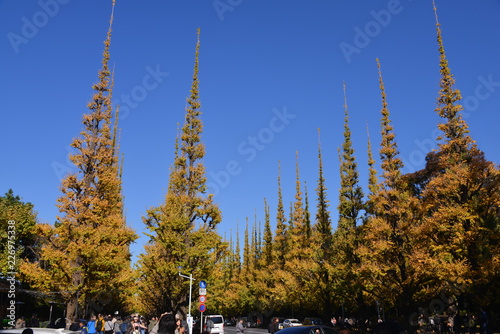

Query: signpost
left=199, top=281, right=207, bottom=334
left=178, top=267, right=195, bottom=334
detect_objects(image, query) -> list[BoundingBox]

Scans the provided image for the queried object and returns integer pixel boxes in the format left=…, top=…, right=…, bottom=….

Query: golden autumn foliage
left=137, top=29, right=226, bottom=317
left=209, top=5, right=499, bottom=321
left=20, top=1, right=137, bottom=321
left=9, top=1, right=498, bottom=327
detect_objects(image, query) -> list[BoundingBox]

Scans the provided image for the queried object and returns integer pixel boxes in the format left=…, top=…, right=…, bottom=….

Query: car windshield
left=290, top=320, right=300, bottom=323
left=209, top=317, right=223, bottom=324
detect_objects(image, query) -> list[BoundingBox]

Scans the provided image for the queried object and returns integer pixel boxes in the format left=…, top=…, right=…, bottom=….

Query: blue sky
left=1, top=0, right=499, bottom=262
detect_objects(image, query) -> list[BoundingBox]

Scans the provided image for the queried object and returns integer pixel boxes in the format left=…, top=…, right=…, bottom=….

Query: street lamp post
left=178, top=266, right=194, bottom=334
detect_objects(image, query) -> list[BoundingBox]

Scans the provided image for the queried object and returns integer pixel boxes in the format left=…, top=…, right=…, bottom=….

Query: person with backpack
left=114, top=316, right=124, bottom=334
left=121, top=317, right=131, bottom=334
left=104, top=316, right=114, bottom=334
left=87, top=316, right=97, bottom=334
left=80, top=321, right=89, bottom=334
left=205, top=319, right=214, bottom=334
left=96, top=315, right=106, bottom=334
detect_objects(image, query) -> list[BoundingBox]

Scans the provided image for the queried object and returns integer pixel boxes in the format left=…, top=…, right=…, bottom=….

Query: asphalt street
left=220, top=327, right=268, bottom=334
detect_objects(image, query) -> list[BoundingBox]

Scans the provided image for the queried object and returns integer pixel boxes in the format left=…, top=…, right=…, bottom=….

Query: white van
left=204, top=315, right=224, bottom=334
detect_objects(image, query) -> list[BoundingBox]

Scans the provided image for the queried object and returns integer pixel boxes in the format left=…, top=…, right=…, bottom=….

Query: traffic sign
left=199, top=304, right=206, bottom=313
left=199, top=295, right=206, bottom=303
left=199, top=288, right=207, bottom=295
left=199, top=280, right=207, bottom=288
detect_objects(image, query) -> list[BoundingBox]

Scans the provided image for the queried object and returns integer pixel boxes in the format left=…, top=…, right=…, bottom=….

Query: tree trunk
left=66, top=296, right=77, bottom=326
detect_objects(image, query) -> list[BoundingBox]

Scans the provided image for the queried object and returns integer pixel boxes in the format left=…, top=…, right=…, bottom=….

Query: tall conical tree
left=253, top=198, right=276, bottom=317
left=262, top=199, right=273, bottom=266
left=314, top=129, right=332, bottom=251
left=303, top=182, right=312, bottom=240
left=312, top=129, right=335, bottom=316
left=410, top=2, right=500, bottom=309
left=20, top=0, right=137, bottom=320
left=269, top=162, right=290, bottom=312
left=358, top=60, right=425, bottom=325
left=138, top=28, right=224, bottom=317
left=286, top=152, right=310, bottom=254
left=366, top=126, right=379, bottom=200
left=333, top=83, right=365, bottom=311
left=282, top=153, right=317, bottom=311
left=273, top=162, right=288, bottom=266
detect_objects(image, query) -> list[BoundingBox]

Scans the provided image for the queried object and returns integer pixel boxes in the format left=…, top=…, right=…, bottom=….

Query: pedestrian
left=114, top=316, right=124, bottom=334
left=86, top=315, right=97, bottom=334
left=104, top=316, right=114, bottom=334
left=149, top=312, right=175, bottom=334
left=157, top=313, right=177, bottom=334
left=331, top=317, right=337, bottom=329
left=80, top=321, right=89, bottom=334
left=139, top=317, right=147, bottom=334
left=205, top=319, right=214, bottom=334
left=97, top=315, right=106, bottom=334
left=479, top=308, right=488, bottom=334
left=16, top=317, right=26, bottom=329
left=149, top=317, right=158, bottom=334
left=175, top=319, right=185, bottom=334
left=236, top=319, right=246, bottom=334
left=131, top=316, right=147, bottom=334
left=29, top=314, right=40, bottom=328
left=268, top=318, right=279, bottom=334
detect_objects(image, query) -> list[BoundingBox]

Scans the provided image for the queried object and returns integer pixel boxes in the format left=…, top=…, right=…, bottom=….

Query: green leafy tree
left=0, top=190, right=39, bottom=274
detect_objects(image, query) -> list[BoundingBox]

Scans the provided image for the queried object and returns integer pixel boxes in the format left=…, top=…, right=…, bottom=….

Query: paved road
left=223, top=326, right=268, bottom=334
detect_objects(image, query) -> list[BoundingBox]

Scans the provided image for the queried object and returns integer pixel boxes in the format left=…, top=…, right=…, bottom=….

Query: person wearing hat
left=80, top=321, right=89, bottom=334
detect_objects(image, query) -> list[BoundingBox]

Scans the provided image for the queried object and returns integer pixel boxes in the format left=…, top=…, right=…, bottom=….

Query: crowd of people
left=10, top=312, right=188, bottom=334
left=76, top=313, right=186, bottom=334
left=9, top=310, right=492, bottom=334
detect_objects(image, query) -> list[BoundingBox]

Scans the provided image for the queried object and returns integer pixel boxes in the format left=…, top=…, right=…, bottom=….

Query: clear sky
left=1, top=0, right=499, bottom=262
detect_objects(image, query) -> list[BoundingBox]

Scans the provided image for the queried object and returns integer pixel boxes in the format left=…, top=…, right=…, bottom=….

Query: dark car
left=275, top=317, right=286, bottom=330
left=276, top=325, right=338, bottom=334
left=303, top=318, right=323, bottom=326
left=224, top=318, right=236, bottom=326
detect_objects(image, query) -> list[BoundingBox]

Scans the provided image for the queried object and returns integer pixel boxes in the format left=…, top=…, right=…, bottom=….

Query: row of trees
left=1, top=1, right=498, bottom=331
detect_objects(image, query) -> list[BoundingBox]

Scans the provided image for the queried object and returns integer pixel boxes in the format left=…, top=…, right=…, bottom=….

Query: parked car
left=276, top=325, right=338, bottom=334
left=238, top=317, right=256, bottom=328
left=204, top=315, right=224, bottom=334
left=283, top=319, right=303, bottom=328
left=223, top=318, right=236, bottom=326
left=0, top=329, right=79, bottom=334
left=276, top=317, right=286, bottom=330
left=303, top=318, right=323, bottom=326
